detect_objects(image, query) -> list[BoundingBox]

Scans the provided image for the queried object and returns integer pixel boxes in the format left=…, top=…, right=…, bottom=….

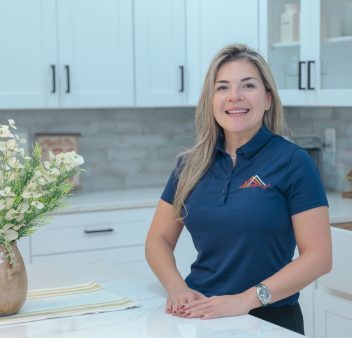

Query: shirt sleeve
left=286, top=147, right=329, bottom=216
left=160, top=167, right=178, bottom=204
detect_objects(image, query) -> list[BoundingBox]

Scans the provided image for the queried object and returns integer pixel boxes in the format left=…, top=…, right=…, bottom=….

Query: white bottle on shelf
left=280, top=3, right=300, bottom=43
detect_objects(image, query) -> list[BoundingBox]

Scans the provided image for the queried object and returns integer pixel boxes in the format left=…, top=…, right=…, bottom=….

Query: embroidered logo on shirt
left=239, top=175, right=271, bottom=189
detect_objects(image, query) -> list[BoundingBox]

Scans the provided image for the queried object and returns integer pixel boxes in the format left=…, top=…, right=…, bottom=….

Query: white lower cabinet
left=314, top=289, right=352, bottom=338
left=312, top=226, right=352, bottom=338
left=27, top=207, right=155, bottom=265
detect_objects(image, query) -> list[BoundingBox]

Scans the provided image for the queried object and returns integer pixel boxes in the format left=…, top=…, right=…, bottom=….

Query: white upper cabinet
left=0, top=0, right=57, bottom=109
left=0, top=0, right=134, bottom=109
left=134, top=0, right=186, bottom=107
left=260, top=0, right=352, bottom=106
left=187, top=0, right=259, bottom=106
left=57, top=0, right=134, bottom=108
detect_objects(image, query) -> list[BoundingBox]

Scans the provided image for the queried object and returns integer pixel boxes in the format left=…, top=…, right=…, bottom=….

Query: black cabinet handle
left=179, top=65, right=184, bottom=92
left=84, top=228, right=114, bottom=234
left=298, top=61, right=306, bottom=90
left=50, top=65, right=56, bottom=93
left=307, top=60, right=315, bottom=90
left=65, top=65, right=71, bottom=93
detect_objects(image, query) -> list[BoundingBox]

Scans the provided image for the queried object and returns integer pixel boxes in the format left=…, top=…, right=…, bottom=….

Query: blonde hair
left=173, top=44, right=286, bottom=220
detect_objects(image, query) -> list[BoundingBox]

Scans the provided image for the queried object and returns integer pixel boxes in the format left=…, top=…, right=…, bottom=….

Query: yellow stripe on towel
left=27, top=282, right=102, bottom=300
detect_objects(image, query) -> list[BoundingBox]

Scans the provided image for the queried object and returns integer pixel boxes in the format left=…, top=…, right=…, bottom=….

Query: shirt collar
left=215, top=124, right=275, bottom=159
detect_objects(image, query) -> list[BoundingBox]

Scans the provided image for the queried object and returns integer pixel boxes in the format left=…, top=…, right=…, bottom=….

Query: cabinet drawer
left=317, top=226, right=352, bottom=296
left=31, top=208, right=155, bottom=256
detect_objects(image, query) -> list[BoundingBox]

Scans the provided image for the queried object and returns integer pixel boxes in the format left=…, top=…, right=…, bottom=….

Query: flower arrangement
left=0, top=120, right=84, bottom=264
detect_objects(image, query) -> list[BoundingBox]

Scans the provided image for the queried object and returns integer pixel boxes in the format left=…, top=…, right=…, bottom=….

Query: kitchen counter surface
left=0, top=259, right=304, bottom=338
left=60, top=188, right=352, bottom=223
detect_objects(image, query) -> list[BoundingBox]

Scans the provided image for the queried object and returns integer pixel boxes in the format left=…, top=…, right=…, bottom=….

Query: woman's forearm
left=145, top=235, right=188, bottom=293
left=263, top=251, right=331, bottom=303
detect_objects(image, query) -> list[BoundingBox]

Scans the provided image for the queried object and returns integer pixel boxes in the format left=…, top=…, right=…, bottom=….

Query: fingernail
left=180, top=305, right=185, bottom=309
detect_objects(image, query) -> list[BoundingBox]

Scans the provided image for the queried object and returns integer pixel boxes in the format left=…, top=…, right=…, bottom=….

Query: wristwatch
left=256, top=283, right=271, bottom=306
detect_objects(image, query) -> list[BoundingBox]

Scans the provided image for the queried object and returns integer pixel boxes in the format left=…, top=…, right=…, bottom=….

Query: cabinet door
left=261, top=0, right=310, bottom=106
left=187, top=0, right=259, bottom=105
left=315, top=0, right=352, bottom=106
left=0, top=0, right=58, bottom=109
left=57, top=0, right=134, bottom=108
left=315, top=289, right=352, bottom=338
left=134, top=0, right=186, bottom=107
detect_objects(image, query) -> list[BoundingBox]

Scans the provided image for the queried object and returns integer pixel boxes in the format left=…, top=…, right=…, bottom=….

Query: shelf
left=271, top=41, right=300, bottom=49
left=323, top=35, right=352, bottom=44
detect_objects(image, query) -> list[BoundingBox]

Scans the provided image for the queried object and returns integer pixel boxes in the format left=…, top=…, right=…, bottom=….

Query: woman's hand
left=166, top=286, right=206, bottom=317
left=183, top=292, right=257, bottom=319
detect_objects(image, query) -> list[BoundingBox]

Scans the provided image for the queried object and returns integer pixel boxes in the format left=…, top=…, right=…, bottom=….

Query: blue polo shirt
left=161, top=124, right=328, bottom=307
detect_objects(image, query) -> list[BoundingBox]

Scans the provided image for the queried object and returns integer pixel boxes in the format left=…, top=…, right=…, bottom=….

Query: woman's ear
left=265, top=92, right=272, bottom=110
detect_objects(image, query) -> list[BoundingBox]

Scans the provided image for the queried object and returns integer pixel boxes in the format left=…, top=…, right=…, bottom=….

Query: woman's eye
left=216, top=85, right=227, bottom=91
left=243, top=83, right=255, bottom=88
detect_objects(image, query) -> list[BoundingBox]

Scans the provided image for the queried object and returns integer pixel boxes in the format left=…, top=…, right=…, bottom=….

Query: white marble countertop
left=59, top=187, right=352, bottom=224
left=57, top=187, right=163, bottom=213
left=0, top=259, right=304, bottom=338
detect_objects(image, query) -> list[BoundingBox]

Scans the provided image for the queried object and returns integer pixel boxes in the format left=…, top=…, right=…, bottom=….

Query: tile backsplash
left=1, top=106, right=351, bottom=193
left=286, top=107, right=352, bottom=193
left=0, top=108, right=196, bottom=192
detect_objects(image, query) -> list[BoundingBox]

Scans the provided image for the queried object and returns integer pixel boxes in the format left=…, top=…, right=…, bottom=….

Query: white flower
left=13, top=224, right=25, bottom=231
left=6, top=139, right=18, bottom=151
left=0, top=187, right=15, bottom=197
left=0, top=141, right=7, bottom=151
left=19, top=202, right=29, bottom=213
left=5, top=209, right=18, bottom=221
left=8, top=157, right=24, bottom=169
left=48, top=151, right=55, bottom=161
left=3, top=229, right=18, bottom=241
left=22, top=191, right=32, bottom=199
left=16, top=214, right=24, bottom=222
left=8, top=119, right=17, bottom=129
left=6, top=197, right=14, bottom=209
left=48, top=168, right=60, bottom=176
left=31, top=201, right=44, bottom=210
left=34, top=170, right=42, bottom=178
left=0, top=125, right=14, bottom=138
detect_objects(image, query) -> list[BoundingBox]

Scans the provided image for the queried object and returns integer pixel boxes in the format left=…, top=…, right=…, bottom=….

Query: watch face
left=259, top=287, right=270, bottom=299
left=257, top=284, right=271, bottom=305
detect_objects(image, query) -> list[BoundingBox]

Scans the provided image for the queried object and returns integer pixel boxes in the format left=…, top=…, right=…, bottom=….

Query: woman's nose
left=228, top=87, right=242, bottom=101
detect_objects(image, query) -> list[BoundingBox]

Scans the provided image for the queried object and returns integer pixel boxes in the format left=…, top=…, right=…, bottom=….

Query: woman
left=145, top=44, right=332, bottom=334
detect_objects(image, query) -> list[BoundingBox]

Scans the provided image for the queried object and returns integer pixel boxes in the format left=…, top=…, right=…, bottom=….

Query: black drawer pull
left=50, top=64, right=56, bottom=93
left=65, top=65, right=71, bottom=93
left=307, top=60, right=315, bottom=90
left=298, top=61, right=306, bottom=90
left=179, top=65, right=184, bottom=92
left=84, top=228, right=114, bottom=234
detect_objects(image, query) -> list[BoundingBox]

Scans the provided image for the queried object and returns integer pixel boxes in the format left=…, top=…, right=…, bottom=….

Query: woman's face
left=212, top=59, right=272, bottom=142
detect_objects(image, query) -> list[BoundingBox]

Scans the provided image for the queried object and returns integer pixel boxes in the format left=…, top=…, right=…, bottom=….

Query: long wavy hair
left=173, top=44, right=286, bottom=220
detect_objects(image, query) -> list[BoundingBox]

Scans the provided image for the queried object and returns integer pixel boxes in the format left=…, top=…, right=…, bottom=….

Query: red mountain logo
left=239, top=175, right=271, bottom=189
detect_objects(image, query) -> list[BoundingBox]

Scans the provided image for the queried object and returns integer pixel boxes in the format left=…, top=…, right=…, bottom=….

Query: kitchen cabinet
left=314, top=225, right=352, bottom=338
left=0, top=0, right=134, bottom=109
left=187, top=0, right=259, bottom=105
left=134, top=0, right=187, bottom=107
left=259, top=0, right=352, bottom=106
left=314, top=289, right=352, bottom=338
left=0, top=0, right=57, bottom=109
left=23, top=207, right=155, bottom=264
left=134, top=0, right=260, bottom=107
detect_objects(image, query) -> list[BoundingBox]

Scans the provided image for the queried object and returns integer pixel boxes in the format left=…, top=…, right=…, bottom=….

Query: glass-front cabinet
left=259, top=0, right=352, bottom=106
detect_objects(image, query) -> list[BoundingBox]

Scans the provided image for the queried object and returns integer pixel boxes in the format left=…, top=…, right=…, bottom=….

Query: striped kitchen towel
left=0, top=282, right=138, bottom=326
